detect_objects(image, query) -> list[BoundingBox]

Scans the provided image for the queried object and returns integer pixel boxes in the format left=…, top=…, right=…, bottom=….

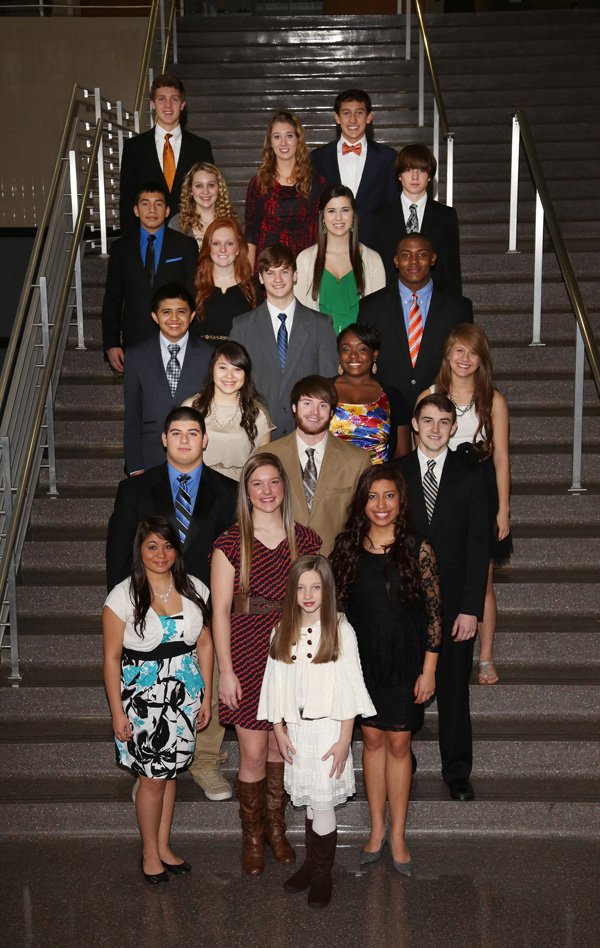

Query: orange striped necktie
left=163, top=133, right=176, bottom=190
left=408, top=292, right=423, bottom=367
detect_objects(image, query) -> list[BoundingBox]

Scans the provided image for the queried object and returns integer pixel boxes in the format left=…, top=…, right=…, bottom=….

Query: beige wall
left=0, top=18, right=146, bottom=227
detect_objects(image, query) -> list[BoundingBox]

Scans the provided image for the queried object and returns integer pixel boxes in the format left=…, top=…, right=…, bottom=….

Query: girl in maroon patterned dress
left=211, top=453, right=320, bottom=875
left=244, top=110, right=326, bottom=271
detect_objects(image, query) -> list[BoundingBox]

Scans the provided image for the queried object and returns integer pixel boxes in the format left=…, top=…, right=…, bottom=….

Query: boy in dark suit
left=311, top=89, right=397, bottom=249
left=123, top=284, right=213, bottom=475
left=101, top=183, right=198, bottom=372
left=119, top=73, right=213, bottom=234
left=374, top=144, right=462, bottom=294
left=396, top=393, right=490, bottom=801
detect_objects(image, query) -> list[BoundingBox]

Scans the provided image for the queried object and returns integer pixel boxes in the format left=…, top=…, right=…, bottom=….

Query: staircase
left=1, top=9, right=599, bottom=841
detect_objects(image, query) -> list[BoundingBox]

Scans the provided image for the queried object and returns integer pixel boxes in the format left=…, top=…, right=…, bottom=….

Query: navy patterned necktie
left=277, top=313, right=288, bottom=370
left=175, top=473, right=192, bottom=543
left=407, top=203, right=419, bottom=234
left=166, top=344, right=181, bottom=397
left=423, top=459, right=438, bottom=523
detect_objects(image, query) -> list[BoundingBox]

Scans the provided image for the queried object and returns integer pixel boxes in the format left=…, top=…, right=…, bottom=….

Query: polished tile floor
left=4, top=836, right=599, bottom=948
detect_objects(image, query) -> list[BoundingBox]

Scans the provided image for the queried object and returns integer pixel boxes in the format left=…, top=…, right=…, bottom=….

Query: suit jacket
left=373, top=196, right=462, bottom=294
left=229, top=301, right=338, bottom=440
left=311, top=139, right=398, bottom=249
left=397, top=450, right=489, bottom=628
left=256, top=432, right=371, bottom=556
left=123, top=334, right=213, bottom=474
left=119, top=128, right=214, bottom=234
left=358, top=284, right=473, bottom=411
left=101, top=228, right=199, bottom=352
left=105, top=462, right=237, bottom=592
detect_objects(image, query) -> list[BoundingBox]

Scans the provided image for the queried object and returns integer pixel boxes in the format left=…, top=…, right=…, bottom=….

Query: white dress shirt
left=417, top=446, right=448, bottom=484
left=159, top=331, right=189, bottom=371
left=401, top=192, right=428, bottom=230
left=337, top=136, right=368, bottom=198
left=267, top=299, right=296, bottom=342
left=154, top=123, right=182, bottom=172
left=296, top=430, right=328, bottom=479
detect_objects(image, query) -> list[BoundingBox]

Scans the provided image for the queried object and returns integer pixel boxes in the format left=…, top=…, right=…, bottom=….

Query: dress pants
left=188, top=662, right=227, bottom=777
left=435, top=625, right=474, bottom=784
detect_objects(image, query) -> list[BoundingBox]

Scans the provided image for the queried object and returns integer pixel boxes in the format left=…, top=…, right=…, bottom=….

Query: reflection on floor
left=4, top=837, right=598, bottom=948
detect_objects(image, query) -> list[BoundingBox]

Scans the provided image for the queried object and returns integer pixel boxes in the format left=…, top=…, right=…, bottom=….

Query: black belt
left=123, top=641, right=195, bottom=661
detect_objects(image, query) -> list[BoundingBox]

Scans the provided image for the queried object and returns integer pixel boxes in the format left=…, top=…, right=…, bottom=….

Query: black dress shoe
left=141, top=858, right=169, bottom=886
left=447, top=779, right=475, bottom=801
left=161, top=860, right=192, bottom=875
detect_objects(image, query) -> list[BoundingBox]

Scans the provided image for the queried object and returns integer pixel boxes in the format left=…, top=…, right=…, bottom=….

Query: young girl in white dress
left=258, top=554, right=375, bottom=909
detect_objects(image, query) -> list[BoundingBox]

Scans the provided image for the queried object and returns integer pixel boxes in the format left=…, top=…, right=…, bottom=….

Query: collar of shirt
left=398, top=278, right=434, bottom=333
left=417, top=446, right=448, bottom=481
left=154, top=123, right=182, bottom=170
left=160, top=331, right=189, bottom=372
left=337, top=135, right=367, bottom=156
left=267, top=299, right=296, bottom=342
left=401, top=191, right=428, bottom=229
left=139, top=224, right=165, bottom=270
left=337, top=135, right=367, bottom=193
left=167, top=461, right=203, bottom=511
left=296, top=430, right=328, bottom=478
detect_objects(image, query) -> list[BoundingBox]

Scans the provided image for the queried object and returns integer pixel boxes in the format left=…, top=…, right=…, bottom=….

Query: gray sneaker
left=191, top=768, right=233, bottom=801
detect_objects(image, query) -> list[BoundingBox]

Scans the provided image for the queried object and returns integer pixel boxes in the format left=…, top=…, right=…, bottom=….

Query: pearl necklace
left=152, top=575, right=173, bottom=604
left=210, top=401, right=240, bottom=430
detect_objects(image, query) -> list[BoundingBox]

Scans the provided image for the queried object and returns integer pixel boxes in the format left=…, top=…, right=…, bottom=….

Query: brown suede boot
left=236, top=776, right=266, bottom=876
left=307, top=828, right=336, bottom=909
left=264, top=761, right=296, bottom=865
left=283, top=817, right=314, bottom=893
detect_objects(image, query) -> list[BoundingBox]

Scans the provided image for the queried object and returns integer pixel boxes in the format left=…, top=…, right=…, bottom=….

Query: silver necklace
left=152, top=575, right=173, bottom=604
left=450, top=394, right=474, bottom=417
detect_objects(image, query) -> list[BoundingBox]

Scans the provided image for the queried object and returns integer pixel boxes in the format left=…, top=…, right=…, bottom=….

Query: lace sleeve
left=418, top=539, right=443, bottom=653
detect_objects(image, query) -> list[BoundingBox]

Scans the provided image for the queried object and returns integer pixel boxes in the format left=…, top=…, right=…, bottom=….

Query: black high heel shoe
left=161, top=860, right=192, bottom=876
left=141, top=858, right=169, bottom=886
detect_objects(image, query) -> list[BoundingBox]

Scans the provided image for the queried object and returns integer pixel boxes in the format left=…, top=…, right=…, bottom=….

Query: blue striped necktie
left=175, top=473, right=192, bottom=543
left=277, top=313, right=288, bottom=370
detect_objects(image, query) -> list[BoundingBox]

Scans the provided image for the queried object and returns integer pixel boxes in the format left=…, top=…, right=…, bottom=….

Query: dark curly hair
left=330, top=465, right=422, bottom=605
left=130, top=516, right=210, bottom=637
left=190, top=341, right=261, bottom=446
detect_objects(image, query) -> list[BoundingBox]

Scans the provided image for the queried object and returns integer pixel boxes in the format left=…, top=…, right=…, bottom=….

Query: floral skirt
left=115, top=644, right=204, bottom=779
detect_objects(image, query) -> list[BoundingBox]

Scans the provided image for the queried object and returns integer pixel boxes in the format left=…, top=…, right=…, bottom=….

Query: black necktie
left=145, top=234, right=156, bottom=287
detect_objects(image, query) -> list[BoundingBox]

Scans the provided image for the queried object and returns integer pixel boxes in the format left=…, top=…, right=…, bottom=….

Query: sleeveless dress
left=330, top=390, right=392, bottom=463
left=213, top=522, right=321, bottom=729
left=345, top=539, right=442, bottom=732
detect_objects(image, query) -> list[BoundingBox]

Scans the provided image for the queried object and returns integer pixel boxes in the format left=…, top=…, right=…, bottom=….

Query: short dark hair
left=413, top=392, right=456, bottom=424
left=150, top=73, right=186, bottom=99
left=395, top=143, right=437, bottom=179
left=151, top=283, right=195, bottom=314
left=135, top=182, right=169, bottom=204
left=257, top=242, right=297, bottom=274
left=333, top=89, right=372, bottom=115
left=163, top=406, right=206, bottom=436
left=290, top=375, right=338, bottom=412
left=396, top=234, right=435, bottom=256
left=337, top=322, right=381, bottom=352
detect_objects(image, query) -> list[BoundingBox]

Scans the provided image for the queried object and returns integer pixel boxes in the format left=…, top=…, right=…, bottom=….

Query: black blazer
left=119, top=128, right=214, bottom=234
left=311, top=139, right=398, bottom=249
left=123, top=334, right=213, bottom=474
left=358, top=284, right=473, bottom=411
left=373, top=196, right=462, bottom=294
left=396, top=450, right=490, bottom=627
left=101, top=228, right=199, bottom=352
left=105, top=462, right=237, bottom=592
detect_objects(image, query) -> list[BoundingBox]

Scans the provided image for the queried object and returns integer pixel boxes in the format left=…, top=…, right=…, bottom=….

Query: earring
left=372, top=361, right=378, bottom=375
left=322, top=223, right=327, bottom=234
left=349, top=224, right=354, bottom=233
left=337, top=363, right=344, bottom=376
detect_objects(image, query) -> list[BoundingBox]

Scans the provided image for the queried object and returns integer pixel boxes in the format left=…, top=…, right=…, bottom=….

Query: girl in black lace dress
left=331, top=465, right=442, bottom=876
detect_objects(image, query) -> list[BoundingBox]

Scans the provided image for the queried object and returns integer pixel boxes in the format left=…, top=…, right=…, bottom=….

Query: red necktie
left=341, top=142, right=362, bottom=156
left=163, top=133, right=176, bottom=190
left=408, top=293, right=423, bottom=367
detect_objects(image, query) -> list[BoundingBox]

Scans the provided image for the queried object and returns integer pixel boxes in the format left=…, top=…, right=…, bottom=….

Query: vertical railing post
left=432, top=100, right=440, bottom=201
left=531, top=191, right=545, bottom=346
left=68, top=150, right=85, bottom=350
left=94, top=88, right=108, bottom=257
left=1, top=436, right=22, bottom=684
left=569, top=326, right=586, bottom=493
left=39, top=277, right=59, bottom=498
left=116, top=100, right=124, bottom=167
left=159, top=0, right=166, bottom=59
left=418, top=31, right=424, bottom=127
left=508, top=114, right=521, bottom=253
left=446, top=134, right=454, bottom=208
left=172, top=3, right=179, bottom=65
left=405, top=0, right=411, bottom=61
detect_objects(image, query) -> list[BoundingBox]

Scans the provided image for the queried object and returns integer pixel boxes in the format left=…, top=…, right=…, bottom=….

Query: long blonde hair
left=179, top=162, right=237, bottom=233
left=237, top=454, right=297, bottom=595
left=256, top=111, right=312, bottom=199
left=435, top=323, right=495, bottom=458
left=270, top=555, right=340, bottom=664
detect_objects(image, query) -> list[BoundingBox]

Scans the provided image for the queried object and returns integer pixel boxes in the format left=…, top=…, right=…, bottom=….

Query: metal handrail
left=414, top=0, right=451, bottom=140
